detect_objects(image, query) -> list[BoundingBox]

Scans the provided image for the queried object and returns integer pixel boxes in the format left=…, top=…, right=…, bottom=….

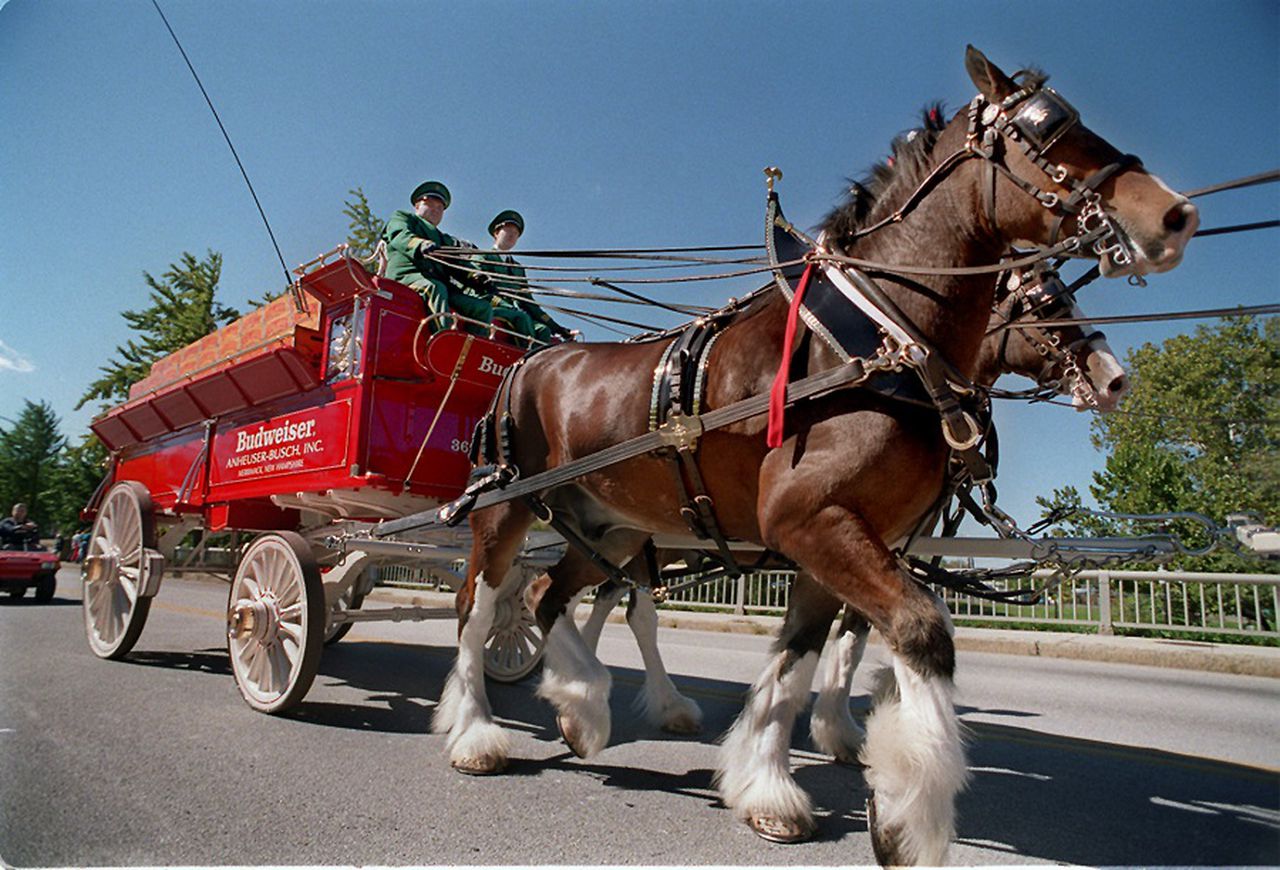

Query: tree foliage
left=1039, top=316, right=1279, bottom=572
left=0, top=400, right=67, bottom=531
left=45, top=435, right=109, bottom=534
left=78, top=250, right=239, bottom=409
left=343, top=186, right=382, bottom=269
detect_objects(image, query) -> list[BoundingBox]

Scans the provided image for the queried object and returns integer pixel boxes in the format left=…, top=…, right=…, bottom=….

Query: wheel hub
left=229, top=596, right=279, bottom=644
left=82, top=551, right=118, bottom=585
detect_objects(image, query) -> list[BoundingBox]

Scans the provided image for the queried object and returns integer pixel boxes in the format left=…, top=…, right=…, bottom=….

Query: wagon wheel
left=82, top=481, right=156, bottom=659
left=323, top=583, right=365, bottom=646
left=484, top=578, right=545, bottom=683
left=226, top=532, right=325, bottom=714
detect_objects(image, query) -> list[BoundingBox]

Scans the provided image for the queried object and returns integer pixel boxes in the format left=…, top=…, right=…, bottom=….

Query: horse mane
left=819, top=102, right=951, bottom=246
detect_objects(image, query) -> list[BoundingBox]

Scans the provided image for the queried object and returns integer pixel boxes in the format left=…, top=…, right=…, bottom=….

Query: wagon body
left=80, top=250, right=549, bottom=711
left=89, top=257, right=524, bottom=530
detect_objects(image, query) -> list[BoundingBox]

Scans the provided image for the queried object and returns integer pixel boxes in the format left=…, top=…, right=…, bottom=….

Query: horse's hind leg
left=578, top=566, right=702, bottom=734
left=626, top=587, right=704, bottom=734
left=434, top=500, right=533, bottom=774
left=770, top=508, right=967, bottom=866
left=578, top=578, right=626, bottom=653
left=810, top=603, right=871, bottom=764
left=527, top=530, right=649, bottom=758
left=715, top=573, right=841, bottom=843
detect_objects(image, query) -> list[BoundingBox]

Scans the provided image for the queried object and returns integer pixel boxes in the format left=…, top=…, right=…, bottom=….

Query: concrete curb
left=368, top=585, right=1280, bottom=679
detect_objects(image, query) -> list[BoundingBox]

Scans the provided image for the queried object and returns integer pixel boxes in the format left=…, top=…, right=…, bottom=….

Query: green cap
left=488, top=209, right=525, bottom=237
left=411, top=180, right=451, bottom=208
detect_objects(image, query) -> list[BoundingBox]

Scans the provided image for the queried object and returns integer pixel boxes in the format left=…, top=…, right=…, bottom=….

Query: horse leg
left=433, top=500, right=533, bottom=774
left=626, top=587, right=704, bottom=734
left=526, top=530, right=649, bottom=759
left=714, top=575, right=841, bottom=843
left=810, top=603, right=871, bottom=765
left=578, top=577, right=625, bottom=653
left=771, top=507, right=967, bottom=866
left=578, top=558, right=703, bottom=733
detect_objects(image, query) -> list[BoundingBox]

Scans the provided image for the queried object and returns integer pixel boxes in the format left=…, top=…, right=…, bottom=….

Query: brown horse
left=577, top=268, right=1131, bottom=748
left=434, top=47, right=1195, bottom=865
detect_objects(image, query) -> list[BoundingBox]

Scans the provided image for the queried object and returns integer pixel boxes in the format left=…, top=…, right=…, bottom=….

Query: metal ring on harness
left=942, top=410, right=983, bottom=451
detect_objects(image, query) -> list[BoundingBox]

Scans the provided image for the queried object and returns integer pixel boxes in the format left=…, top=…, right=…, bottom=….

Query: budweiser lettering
left=477, top=356, right=510, bottom=377
left=235, top=418, right=317, bottom=453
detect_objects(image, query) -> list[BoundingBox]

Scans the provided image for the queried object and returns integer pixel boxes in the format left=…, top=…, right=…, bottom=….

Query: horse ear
left=965, top=45, right=1018, bottom=101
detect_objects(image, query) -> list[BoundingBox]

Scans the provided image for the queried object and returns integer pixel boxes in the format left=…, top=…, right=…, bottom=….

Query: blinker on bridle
left=966, top=74, right=1147, bottom=283
left=997, top=267, right=1106, bottom=408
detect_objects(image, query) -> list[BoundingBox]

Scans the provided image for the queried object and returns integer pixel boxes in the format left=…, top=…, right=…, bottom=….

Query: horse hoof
left=747, top=813, right=815, bottom=844
left=451, top=755, right=507, bottom=776
left=831, top=747, right=863, bottom=767
left=660, top=713, right=702, bottom=735
left=866, top=792, right=903, bottom=866
left=556, top=714, right=590, bottom=758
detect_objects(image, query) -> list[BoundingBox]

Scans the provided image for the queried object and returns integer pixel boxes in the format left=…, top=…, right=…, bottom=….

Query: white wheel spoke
left=519, top=622, right=541, bottom=647
left=277, top=619, right=301, bottom=645
left=266, top=553, right=287, bottom=595
left=247, top=643, right=267, bottom=689
left=242, top=576, right=263, bottom=602
left=117, top=570, right=139, bottom=606
left=268, top=647, right=290, bottom=695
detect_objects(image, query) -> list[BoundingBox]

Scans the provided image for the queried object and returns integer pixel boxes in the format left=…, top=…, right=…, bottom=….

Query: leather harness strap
left=649, top=318, right=744, bottom=576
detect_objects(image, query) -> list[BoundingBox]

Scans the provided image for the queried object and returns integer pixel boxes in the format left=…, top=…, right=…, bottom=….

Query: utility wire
left=151, top=0, right=292, bottom=290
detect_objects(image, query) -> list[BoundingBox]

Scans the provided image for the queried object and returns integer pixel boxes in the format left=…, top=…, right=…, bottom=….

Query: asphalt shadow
left=111, top=633, right=1279, bottom=865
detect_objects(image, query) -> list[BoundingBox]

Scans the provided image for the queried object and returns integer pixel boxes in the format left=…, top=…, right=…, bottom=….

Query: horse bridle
left=994, top=268, right=1107, bottom=407
left=965, top=76, right=1146, bottom=280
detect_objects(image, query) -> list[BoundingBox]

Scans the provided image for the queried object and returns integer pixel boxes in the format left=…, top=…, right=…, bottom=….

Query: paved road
left=1, top=569, right=1276, bottom=867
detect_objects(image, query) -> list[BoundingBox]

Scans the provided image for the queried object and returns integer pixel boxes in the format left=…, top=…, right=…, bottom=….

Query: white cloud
left=0, top=339, right=36, bottom=373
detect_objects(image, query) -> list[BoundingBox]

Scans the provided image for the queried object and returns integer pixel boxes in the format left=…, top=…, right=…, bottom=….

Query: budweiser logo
left=235, top=418, right=318, bottom=453
left=477, top=356, right=510, bottom=377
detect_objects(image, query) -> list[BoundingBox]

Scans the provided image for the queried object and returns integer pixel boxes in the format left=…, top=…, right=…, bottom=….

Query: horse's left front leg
left=769, top=505, right=967, bottom=866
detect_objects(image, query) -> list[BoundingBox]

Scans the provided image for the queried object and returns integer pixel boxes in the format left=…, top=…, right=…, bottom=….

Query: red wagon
left=82, top=248, right=554, bottom=712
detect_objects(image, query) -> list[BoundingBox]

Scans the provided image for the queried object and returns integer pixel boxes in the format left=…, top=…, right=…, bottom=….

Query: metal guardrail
left=216, top=555, right=1279, bottom=641
left=663, top=568, right=1279, bottom=640
left=939, top=569, right=1279, bottom=638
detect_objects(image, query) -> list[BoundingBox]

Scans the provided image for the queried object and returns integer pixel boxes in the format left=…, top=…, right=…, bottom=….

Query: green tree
left=246, top=186, right=381, bottom=306
left=343, top=186, right=382, bottom=268
left=45, top=435, right=109, bottom=535
left=78, top=250, right=239, bottom=409
left=1039, top=316, right=1279, bottom=573
left=0, top=399, right=67, bottom=531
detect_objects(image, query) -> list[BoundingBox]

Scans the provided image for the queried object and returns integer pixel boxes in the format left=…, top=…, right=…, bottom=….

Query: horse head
left=983, top=271, right=1130, bottom=411
left=965, top=45, right=1198, bottom=278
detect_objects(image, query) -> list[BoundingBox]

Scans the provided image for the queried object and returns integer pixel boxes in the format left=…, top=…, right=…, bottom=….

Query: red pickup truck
left=0, top=546, right=60, bottom=601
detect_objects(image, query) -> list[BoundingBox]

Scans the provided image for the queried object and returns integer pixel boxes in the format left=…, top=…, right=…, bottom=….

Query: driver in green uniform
left=473, top=210, right=572, bottom=346
left=381, top=181, right=493, bottom=329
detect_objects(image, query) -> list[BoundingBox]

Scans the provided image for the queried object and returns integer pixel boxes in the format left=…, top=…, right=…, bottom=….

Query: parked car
left=0, top=546, right=60, bottom=601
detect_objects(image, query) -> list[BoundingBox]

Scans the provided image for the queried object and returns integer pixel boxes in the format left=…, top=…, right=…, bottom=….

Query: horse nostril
left=1163, top=202, right=1194, bottom=234
left=1109, top=375, right=1129, bottom=395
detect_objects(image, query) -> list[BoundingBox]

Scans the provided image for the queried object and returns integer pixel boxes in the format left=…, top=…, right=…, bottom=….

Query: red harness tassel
left=766, top=262, right=815, bottom=448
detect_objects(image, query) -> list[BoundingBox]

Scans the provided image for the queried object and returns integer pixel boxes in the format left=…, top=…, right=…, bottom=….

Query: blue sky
left=0, top=0, right=1276, bottom=528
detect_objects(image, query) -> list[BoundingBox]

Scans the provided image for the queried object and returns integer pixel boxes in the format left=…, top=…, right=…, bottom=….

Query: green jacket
left=382, top=209, right=462, bottom=289
left=472, top=250, right=567, bottom=336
